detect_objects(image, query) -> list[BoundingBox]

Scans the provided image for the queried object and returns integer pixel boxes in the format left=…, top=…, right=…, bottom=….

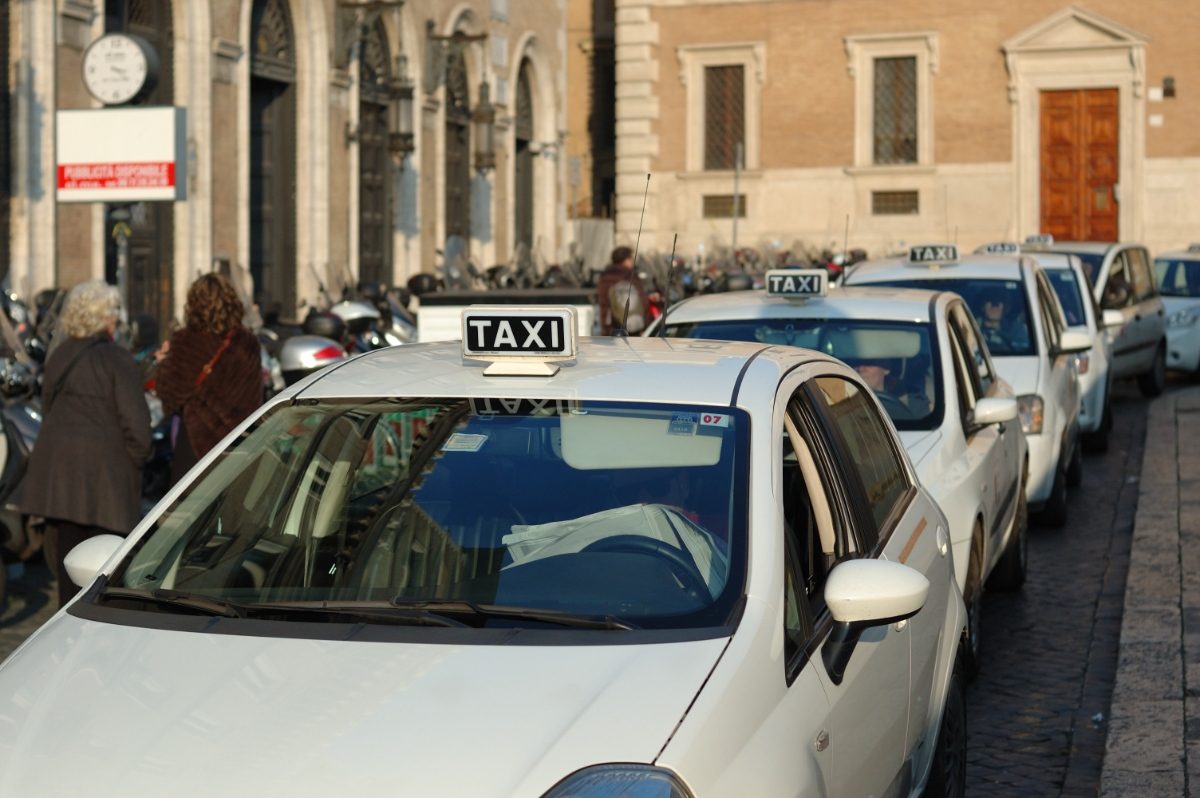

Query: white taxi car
left=845, top=245, right=1090, bottom=527
left=1154, top=244, right=1200, bottom=373
left=653, top=270, right=1027, bottom=675
left=1011, top=240, right=1115, bottom=452
left=0, top=308, right=967, bottom=797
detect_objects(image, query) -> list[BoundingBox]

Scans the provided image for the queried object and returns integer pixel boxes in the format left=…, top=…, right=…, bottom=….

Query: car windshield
left=860, top=279, right=1036, bottom=357
left=107, top=399, right=748, bottom=630
left=1057, top=251, right=1104, bottom=286
left=1155, top=259, right=1200, bottom=298
left=1044, top=268, right=1088, bottom=327
left=664, top=318, right=941, bottom=431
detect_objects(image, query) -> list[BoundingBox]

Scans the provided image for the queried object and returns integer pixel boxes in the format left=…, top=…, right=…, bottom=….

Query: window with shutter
left=704, top=65, right=744, bottom=171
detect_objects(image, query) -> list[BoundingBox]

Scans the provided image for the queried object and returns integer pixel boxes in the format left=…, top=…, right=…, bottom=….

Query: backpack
left=608, top=279, right=645, bottom=334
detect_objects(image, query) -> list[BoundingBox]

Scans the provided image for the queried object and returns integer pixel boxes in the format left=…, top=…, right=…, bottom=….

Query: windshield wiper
left=97, top=586, right=248, bottom=618
left=238, top=600, right=471, bottom=627
left=389, top=599, right=640, bottom=630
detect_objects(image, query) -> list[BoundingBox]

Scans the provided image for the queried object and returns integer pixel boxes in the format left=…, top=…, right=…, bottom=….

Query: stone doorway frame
left=1003, top=7, right=1148, bottom=242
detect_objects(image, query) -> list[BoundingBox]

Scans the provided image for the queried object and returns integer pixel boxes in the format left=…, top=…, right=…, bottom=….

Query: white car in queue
left=0, top=308, right=967, bottom=797
left=653, top=269, right=1028, bottom=676
left=1153, top=244, right=1200, bottom=374
left=1011, top=238, right=1116, bottom=452
left=844, top=245, right=1090, bottom=527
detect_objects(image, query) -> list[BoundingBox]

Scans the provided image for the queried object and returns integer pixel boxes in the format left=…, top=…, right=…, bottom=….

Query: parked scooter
left=279, top=334, right=349, bottom=386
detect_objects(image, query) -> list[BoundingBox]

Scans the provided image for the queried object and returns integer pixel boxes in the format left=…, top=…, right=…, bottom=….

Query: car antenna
left=658, top=233, right=679, bottom=338
left=617, top=173, right=651, bottom=337
left=839, top=213, right=850, bottom=280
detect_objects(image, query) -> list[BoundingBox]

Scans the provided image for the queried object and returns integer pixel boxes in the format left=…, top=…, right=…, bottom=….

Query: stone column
left=613, top=0, right=659, bottom=250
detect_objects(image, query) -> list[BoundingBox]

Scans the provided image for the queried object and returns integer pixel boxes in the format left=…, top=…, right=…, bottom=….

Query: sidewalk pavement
left=1101, top=384, right=1200, bottom=796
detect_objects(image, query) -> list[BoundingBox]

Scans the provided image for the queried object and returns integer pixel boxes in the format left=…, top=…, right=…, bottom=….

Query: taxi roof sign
left=765, top=268, right=827, bottom=299
left=1188, top=243, right=1200, bottom=253
left=461, top=306, right=577, bottom=376
left=908, top=244, right=958, bottom=264
left=1024, top=234, right=1055, bottom=246
left=977, top=241, right=1020, bottom=255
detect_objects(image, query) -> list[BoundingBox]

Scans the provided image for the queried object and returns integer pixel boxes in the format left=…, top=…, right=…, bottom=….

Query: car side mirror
left=821, top=559, right=929, bottom=685
left=64, top=534, right=124, bottom=588
left=1057, top=330, right=1092, bottom=355
left=1102, top=309, right=1125, bottom=329
left=970, top=397, right=1018, bottom=427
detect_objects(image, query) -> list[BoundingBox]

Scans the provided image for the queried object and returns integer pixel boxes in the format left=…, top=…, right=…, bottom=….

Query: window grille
left=705, top=65, right=745, bottom=170
left=873, top=56, right=917, bottom=165
left=703, top=195, right=748, bottom=218
left=872, top=190, right=919, bottom=215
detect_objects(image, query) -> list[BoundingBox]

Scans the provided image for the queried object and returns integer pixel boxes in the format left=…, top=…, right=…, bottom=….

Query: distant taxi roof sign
left=977, top=241, right=1020, bottom=255
left=1188, top=243, right=1200, bottom=253
left=1024, top=234, right=1055, bottom=246
left=462, top=306, right=577, bottom=376
left=765, top=268, right=827, bottom=299
left=908, top=244, right=958, bottom=263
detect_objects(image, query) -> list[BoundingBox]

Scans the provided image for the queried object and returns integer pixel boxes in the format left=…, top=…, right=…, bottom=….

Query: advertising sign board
left=56, top=106, right=186, bottom=202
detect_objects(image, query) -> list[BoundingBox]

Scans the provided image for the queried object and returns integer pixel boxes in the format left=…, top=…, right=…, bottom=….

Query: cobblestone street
left=966, top=379, right=1152, bottom=796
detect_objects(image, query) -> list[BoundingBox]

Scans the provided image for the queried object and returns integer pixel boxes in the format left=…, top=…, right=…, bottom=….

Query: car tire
left=1083, top=400, right=1111, bottom=454
left=1066, top=437, right=1083, bottom=487
left=1037, top=458, right=1069, bottom=528
left=1138, top=343, right=1167, bottom=398
left=988, top=486, right=1028, bottom=592
left=962, top=533, right=983, bottom=681
left=922, top=657, right=967, bottom=798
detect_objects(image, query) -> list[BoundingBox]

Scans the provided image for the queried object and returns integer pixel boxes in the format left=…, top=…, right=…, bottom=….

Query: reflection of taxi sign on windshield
left=908, top=244, right=958, bottom=264
left=462, top=306, right=577, bottom=376
left=765, top=268, right=827, bottom=299
left=1025, top=234, right=1055, bottom=246
left=978, top=241, right=1019, bottom=255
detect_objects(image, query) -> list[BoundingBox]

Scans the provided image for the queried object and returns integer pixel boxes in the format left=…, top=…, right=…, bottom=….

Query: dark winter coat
left=154, top=325, right=262, bottom=460
left=20, top=335, right=152, bottom=534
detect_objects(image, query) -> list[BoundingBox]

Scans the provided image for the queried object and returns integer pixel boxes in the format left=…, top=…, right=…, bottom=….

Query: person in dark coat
left=154, top=273, right=263, bottom=485
left=597, top=245, right=649, bottom=335
left=20, top=281, right=152, bottom=607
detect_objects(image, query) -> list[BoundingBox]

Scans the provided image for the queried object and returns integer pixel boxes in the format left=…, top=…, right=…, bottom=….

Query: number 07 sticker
left=700, top=413, right=729, bottom=428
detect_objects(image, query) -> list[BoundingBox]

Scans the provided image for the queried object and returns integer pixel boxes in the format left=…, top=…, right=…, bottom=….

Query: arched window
left=514, top=60, right=535, bottom=251
left=444, top=46, right=471, bottom=242
left=359, top=20, right=392, bottom=287
left=104, top=0, right=174, bottom=330
left=249, top=0, right=298, bottom=316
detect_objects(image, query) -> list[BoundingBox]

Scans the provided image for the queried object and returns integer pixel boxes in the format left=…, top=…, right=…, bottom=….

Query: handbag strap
left=194, top=330, right=236, bottom=388
left=45, top=339, right=101, bottom=410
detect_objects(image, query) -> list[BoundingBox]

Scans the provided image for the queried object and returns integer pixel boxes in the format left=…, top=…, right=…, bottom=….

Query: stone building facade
left=613, top=1, right=1200, bottom=259
left=7, top=0, right=568, bottom=325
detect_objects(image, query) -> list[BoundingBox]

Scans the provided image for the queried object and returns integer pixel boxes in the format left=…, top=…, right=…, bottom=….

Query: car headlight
left=1017, top=394, right=1044, bottom=434
left=1075, top=351, right=1090, bottom=375
left=542, top=765, right=695, bottom=798
left=1168, top=309, right=1199, bottom=328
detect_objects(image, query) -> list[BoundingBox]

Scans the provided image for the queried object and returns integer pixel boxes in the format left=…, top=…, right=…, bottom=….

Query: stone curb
left=1100, top=385, right=1200, bottom=796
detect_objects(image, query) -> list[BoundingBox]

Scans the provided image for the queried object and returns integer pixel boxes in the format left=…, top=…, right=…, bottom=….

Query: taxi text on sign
left=461, top=307, right=577, bottom=358
left=765, top=269, right=828, bottom=298
left=908, top=245, right=959, bottom=263
left=56, top=107, right=188, bottom=203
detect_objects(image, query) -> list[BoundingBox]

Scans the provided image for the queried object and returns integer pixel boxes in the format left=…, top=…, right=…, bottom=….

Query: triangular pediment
left=1004, top=6, right=1148, bottom=52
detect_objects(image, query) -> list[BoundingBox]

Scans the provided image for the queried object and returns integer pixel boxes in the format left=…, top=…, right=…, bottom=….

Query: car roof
left=1155, top=249, right=1200, bottom=261
left=664, top=285, right=944, bottom=325
left=1023, top=251, right=1077, bottom=270
left=1032, top=241, right=1137, bottom=256
left=844, top=252, right=1034, bottom=284
left=292, top=336, right=839, bottom=405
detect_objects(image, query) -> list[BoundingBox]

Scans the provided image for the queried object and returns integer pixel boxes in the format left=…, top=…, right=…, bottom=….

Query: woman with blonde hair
left=20, top=280, right=151, bottom=607
left=155, top=273, right=262, bottom=484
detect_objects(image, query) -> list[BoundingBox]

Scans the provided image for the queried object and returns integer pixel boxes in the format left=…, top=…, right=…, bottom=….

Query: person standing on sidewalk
left=154, top=274, right=263, bottom=485
left=20, top=281, right=151, bottom=608
left=597, top=246, right=649, bottom=335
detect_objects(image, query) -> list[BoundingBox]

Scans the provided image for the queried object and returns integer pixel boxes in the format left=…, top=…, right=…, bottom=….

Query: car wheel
left=962, top=531, right=983, bottom=681
left=988, top=485, right=1028, bottom=592
left=1066, top=437, right=1083, bottom=487
left=1083, top=400, right=1111, bottom=454
left=923, top=657, right=967, bottom=798
left=1036, top=458, right=1069, bottom=528
left=1138, top=343, right=1167, bottom=398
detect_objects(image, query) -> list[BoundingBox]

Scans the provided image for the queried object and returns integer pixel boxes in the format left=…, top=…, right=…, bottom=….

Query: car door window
left=1102, top=254, right=1134, bottom=310
left=1034, top=273, right=1064, bottom=353
left=946, top=318, right=981, bottom=426
left=1127, top=248, right=1157, bottom=302
left=950, top=304, right=995, bottom=395
left=808, top=376, right=912, bottom=551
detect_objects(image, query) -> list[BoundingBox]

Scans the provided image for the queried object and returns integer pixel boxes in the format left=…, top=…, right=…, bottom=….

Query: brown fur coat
left=155, top=326, right=263, bottom=458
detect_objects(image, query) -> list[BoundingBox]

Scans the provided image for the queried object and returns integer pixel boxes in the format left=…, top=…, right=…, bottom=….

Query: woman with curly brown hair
left=155, top=273, right=262, bottom=484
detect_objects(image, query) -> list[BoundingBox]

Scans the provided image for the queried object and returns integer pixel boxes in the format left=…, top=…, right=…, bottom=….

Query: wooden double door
left=1039, top=88, right=1119, bottom=242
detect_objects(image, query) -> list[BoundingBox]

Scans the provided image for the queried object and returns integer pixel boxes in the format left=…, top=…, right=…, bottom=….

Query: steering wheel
left=875, top=391, right=917, bottom=420
left=582, top=535, right=711, bottom=600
